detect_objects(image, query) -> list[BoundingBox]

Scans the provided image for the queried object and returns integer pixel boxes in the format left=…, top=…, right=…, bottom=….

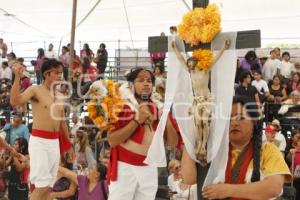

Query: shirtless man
left=107, top=68, right=179, bottom=200
left=10, top=59, right=71, bottom=200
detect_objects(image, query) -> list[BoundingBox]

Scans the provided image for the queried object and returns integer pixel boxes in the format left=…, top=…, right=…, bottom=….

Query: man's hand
left=135, top=105, right=152, bottom=124
left=202, top=184, right=232, bottom=200
left=12, top=63, right=24, bottom=77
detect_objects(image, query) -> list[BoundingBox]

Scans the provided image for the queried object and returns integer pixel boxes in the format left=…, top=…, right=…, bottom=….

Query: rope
left=122, top=0, right=135, bottom=49
left=181, top=0, right=192, bottom=11
left=63, top=0, right=103, bottom=38
left=0, top=8, right=54, bottom=38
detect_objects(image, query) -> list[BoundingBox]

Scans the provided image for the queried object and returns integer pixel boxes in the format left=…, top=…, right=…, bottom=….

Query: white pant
left=29, top=136, right=60, bottom=188
left=108, top=161, right=158, bottom=200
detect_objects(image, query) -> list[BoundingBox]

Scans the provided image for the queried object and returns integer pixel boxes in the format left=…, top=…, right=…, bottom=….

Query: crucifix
left=148, top=1, right=261, bottom=200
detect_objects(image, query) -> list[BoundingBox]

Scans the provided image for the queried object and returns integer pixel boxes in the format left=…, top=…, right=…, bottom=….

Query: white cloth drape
left=145, top=33, right=237, bottom=187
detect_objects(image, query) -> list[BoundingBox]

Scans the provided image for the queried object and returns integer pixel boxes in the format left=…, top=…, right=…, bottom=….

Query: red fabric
left=59, top=133, right=72, bottom=155
left=293, top=148, right=300, bottom=172
left=20, top=167, right=30, bottom=183
left=225, top=141, right=253, bottom=200
left=32, top=129, right=59, bottom=139
left=107, top=145, right=147, bottom=184
left=31, top=129, right=71, bottom=155
left=150, top=52, right=165, bottom=62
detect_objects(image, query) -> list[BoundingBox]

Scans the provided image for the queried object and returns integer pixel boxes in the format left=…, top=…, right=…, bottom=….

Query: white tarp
left=0, top=0, right=300, bottom=45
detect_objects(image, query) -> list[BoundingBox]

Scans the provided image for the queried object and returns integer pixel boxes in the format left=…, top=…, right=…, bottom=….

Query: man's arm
left=108, top=120, right=139, bottom=147
left=164, top=116, right=179, bottom=150
left=60, top=119, right=70, bottom=140
left=10, top=63, right=35, bottom=106
left=108, top=105, right=150, bottom=147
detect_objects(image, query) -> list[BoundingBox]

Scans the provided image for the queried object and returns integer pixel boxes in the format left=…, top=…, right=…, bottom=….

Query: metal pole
left=69, top=0, right=78, bottom=82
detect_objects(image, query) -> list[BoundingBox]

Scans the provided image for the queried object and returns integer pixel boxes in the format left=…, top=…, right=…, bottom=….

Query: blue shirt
left=2, top=123, right=30, bottom=144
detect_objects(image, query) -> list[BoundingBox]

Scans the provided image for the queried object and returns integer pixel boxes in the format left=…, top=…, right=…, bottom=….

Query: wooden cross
left=148, top=1, right=261, bottom=200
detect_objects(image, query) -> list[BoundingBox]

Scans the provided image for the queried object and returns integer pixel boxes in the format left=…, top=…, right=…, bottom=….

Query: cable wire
left=0, top=7, right=54, bottom=38
left=122, top=0, right=134, bottom=49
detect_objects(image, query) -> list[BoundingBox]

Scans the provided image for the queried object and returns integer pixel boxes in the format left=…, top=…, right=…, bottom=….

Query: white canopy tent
left=1, top=0, right=300, bottom=56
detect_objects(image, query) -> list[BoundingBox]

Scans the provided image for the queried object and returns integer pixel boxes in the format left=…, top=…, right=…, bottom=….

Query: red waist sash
left=32, top=129, right=59, bottom=139
left=31, top=129, right=72, bottom=155
left=108, top=145, right=147, bottom=183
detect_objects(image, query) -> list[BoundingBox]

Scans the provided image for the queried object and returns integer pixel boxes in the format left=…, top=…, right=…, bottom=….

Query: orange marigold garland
left=178, top=3, right=221, bottom=46
left=87, top=80, right=124, bottom=131
left=192, top=49, right=213, bottom=71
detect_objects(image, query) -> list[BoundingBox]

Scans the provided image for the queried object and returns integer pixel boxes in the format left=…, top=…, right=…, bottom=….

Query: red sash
left=31, top=129, right=72, bottom=155
left=225, top=141, right=254, bottom=200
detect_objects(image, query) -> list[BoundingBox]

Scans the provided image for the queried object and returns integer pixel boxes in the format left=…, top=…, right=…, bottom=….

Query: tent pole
left=69, top=0, right=77, bottom=82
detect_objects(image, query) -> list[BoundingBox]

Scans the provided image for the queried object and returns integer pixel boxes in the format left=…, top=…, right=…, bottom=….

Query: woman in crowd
left=59, top=46, right=70, bottom=81
left=240, top=50, right=260, bottom=71
left=289, top=72, right=300, bottom=92
left=80, top=43, right=94, bottom=63
left=35, top=48, right=45, bottom=84
left=265, top=75, right=287, bottom=122
left=7, top=138, right=30, bottom=200
left=80, top=57, right=98, bottom=95
left=94, top=43, right=108, bottom=74
left=75, top=127, right=97, bottom=172
left=58, top=163, right=108, bottom=200
left=7, top=52, right=16, bottom=68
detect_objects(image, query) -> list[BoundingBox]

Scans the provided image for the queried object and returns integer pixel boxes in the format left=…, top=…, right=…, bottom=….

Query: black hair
left=83, top=43, right=92, bottom=56
left=82, top=57, right=90, bottom=74
left=1, top=61, right=8, bottom=67
left=239, top=70, right=252, bottom=83
left=154, top=64, right=165, bottom=74
left=244, top=50, right=257, bottom=62
left=97, top=163, right=107, bottom=181
left=127, top=68, right=155, bottom=84
left=169, top=26, right=177, bottom=32
left=232, top=95, right=262, bottom=182
left=15, top=137, right=29, bottom=155
left=253, top=70, right=262, bottom=75
left=8, top=52, right=16, bottom=60
left=250, top=63, right=260, bottom=72
left=62, top=46, right=68, bottom=52
left=37, top=48, right=45, bottom=59
left=99, top=43, right=106, bottom=49
left=41, top=58, right=63, bottom=79
left=17, top=57, right=24, bottom=63
left=282, top=51, right=290, bottom=58
left=272, top=74, right=281, bottom=81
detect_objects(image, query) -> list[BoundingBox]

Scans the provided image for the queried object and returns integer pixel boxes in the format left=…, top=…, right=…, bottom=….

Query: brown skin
left=108, top=70, right=178, bottom=155
left=10, top=63, right=71, bottom=200
left=265, top=130, right=276, bottom=143
left=57, top=166, right=100, bottom=193
left=202, top=103, right=285, bottom=200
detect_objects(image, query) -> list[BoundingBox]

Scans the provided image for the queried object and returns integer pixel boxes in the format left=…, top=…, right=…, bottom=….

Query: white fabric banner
left=204, top=32, right=237, bottom=186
